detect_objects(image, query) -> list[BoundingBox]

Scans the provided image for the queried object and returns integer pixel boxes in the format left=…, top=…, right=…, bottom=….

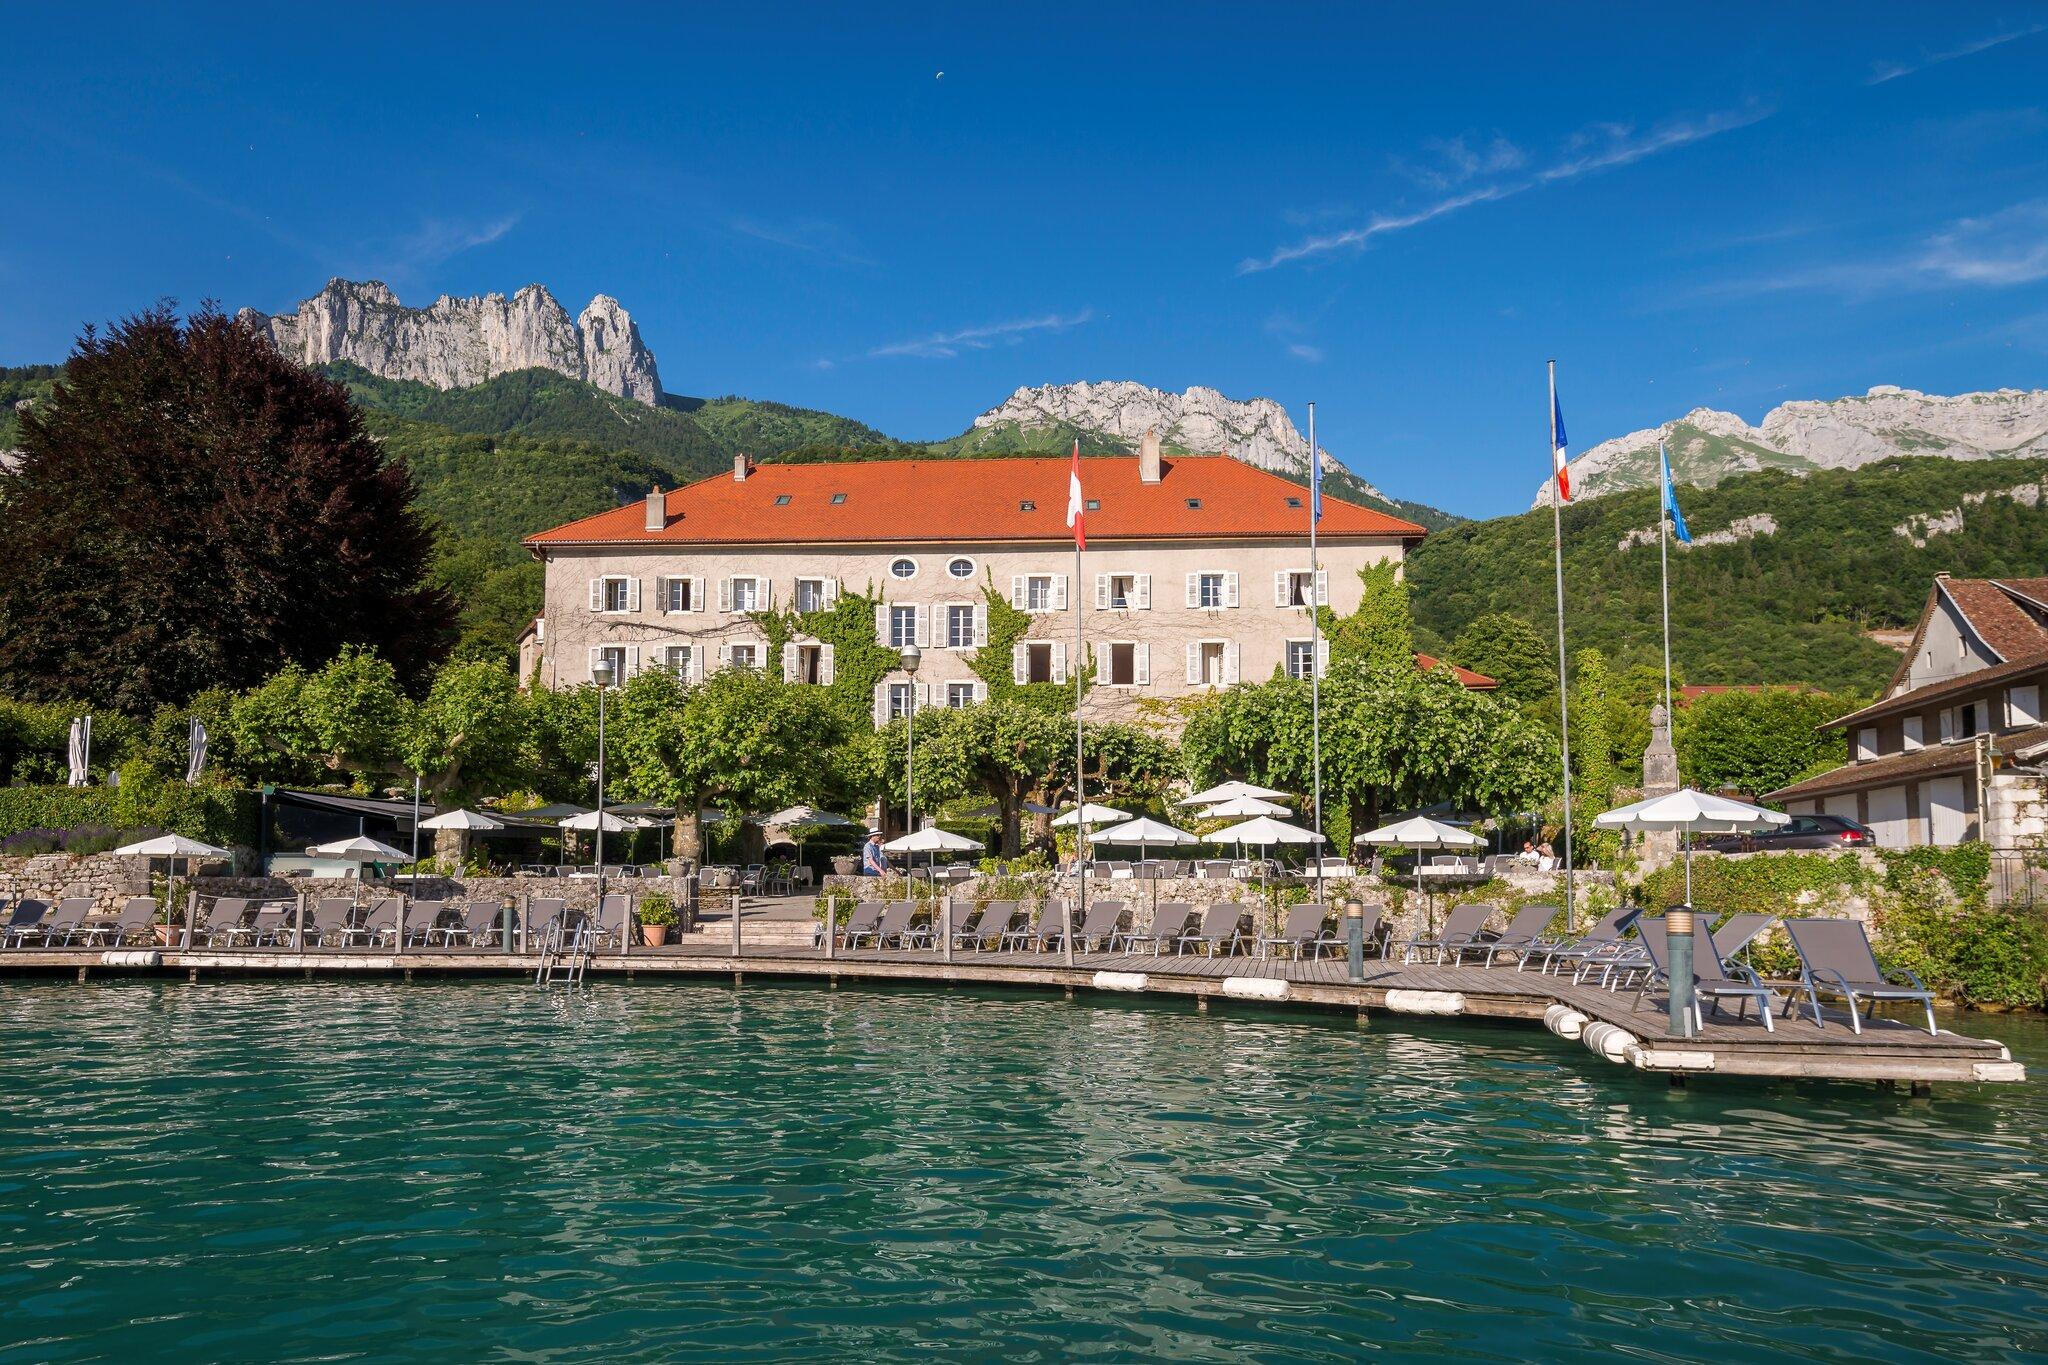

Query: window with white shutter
left=1316, top=636, right=1329, bottom=678
left=1186, top=573, right=1200, bottom=609
left=720, top=578, right=735, bottom=613
left=819, top=643, right=835, bottom=685
left=1274, top=572, right=1290, bottom=607
left=973, top=602, right=988, bottom=647
left=914, top=605, right=929, bottom=648
left=594, top=576, right=632, bottom=613
left=1050, top=641, right=1067, bottom=684
left=625, top=644, right=640, bottom=677
left=1224, top=571, right=1239, bottom=608
left=1011, top=575, right=1027, bottom=610
left=888, top=605, right=917, bottom=648
left=588, top=578, right=603, bottom=612
left=1133, top=574, right=1151, bottom=610
left=1012, top=640, right=1029, bottom=683
left=1135, top=641, right=1150, bottom=685
left=946, top=603, right=976, bottom=650
left=659, top=577, right=696, bottom=613
left=782, top=641, right=799, bottom=682
left=1051, top=574, right=1069, bottom=610
left=1186, top=641, right=1201, bottom=683
left=1095, top=574, right=1111, bottom=610
left=1224, top=642, right=1240, bottom=684
left=2010, top=684, right=2041, bottom=727
left=626, top=578, right=642, bottom=613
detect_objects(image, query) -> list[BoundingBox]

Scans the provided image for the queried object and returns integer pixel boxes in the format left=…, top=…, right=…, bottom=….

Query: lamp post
left=901, top=644, right=921, bottom=887
left=592, top=655, right=615, bottom=947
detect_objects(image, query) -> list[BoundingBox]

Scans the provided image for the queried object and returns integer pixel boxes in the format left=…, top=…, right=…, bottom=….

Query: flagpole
left=1659, top=444, right=1674, bottom=721
left=1069, top=441, right=1084, bottom=968
left=1307, top=402, right=1325, bottom=910
left=1548, top=361, right=1576, bottom=926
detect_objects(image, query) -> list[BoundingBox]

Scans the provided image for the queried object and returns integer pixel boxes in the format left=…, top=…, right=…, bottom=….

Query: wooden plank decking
left=0, top=941, right=2024, bottom=1086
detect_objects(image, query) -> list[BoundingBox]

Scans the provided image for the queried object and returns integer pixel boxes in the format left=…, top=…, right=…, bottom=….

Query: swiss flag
left=1065, top=439, right=1086, bottom=549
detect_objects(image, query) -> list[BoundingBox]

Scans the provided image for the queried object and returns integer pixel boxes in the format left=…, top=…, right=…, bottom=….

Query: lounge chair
left=1474, top=903, right=1564, bottom=967
left=243, top=902, right=296, bottom=947
left=1634, top=917, right=1782, bottom=1032
left=1259, top=902, right=1333, bottom=959
left=1702, top=912, right=1776, bottom=966
left=870, top=901, right=917, bottom=949
left=584, top=894, right=633, bottom=950
left=1006, top=901, right=1071, bottom=953
left=1399, top=902, right=1495, bottom=964
left=304, top=897, right=356, bottom=948
left=335, top=898, right=399, bottom=949
left=201, top=898, right=255, bottom=946
left=40, top=898, right=99, bottom=946
left=1784, top=918, right=1938, bottom=1036
left=523, top=897, right=570, bottom=949
left=75, top=896, right=157, bottom=947
left=1113, top=902, right=1194, bottom=954
left=957, top=900, right=1018, bottom=951
left=0, top=899, right=50, bottom=948
left=1176, top=903, right=1247, bottom=956
left=1059, top=899, right=1125, bottom=952
left=837, top=900, right=883, bottom=951
left=402, top=900, right=452, bottom=947
left=438, top=902, right=502, bottom=948
left=1522, top=904, right=1643, bottom=978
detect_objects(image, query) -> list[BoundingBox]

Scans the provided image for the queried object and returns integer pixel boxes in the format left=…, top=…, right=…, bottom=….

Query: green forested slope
left=1409, top=455, right=2048, bottom=693
left=0, top=365, right=61, bottom=448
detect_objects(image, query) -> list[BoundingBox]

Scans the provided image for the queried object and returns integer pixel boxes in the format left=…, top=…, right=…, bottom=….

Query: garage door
left=1926, top=776, right=1968, bottom=845
left=1822, top=794, right=1859, bottom=822
left=1867, top=786, right=1908, bottom=848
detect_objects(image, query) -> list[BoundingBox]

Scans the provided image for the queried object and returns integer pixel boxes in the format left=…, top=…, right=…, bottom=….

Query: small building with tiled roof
left=519, top=446, right=1451, bottom=729
left=1767, top=574, right=2048, bottom=848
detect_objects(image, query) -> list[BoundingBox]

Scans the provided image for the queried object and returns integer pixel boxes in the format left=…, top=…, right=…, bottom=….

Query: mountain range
left=1536, top=385, right=2048, bottom=508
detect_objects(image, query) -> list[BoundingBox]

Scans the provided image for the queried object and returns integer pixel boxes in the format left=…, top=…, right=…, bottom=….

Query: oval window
left=890, top=558, right=917, bottom=579
left=947, top=557, right=975, bottom=579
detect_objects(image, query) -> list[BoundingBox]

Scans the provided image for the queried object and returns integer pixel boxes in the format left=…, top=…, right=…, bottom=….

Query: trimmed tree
left=0, top=303, right=453, bottom=714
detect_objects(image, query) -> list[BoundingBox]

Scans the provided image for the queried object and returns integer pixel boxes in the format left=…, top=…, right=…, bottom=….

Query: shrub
left=638, top=893, right=678, bottom=928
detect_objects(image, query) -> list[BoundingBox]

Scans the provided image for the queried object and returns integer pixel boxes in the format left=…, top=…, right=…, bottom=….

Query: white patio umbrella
left=1355, top=815, right=1483, bottom=933
left=1178, top=779, right=1288, bottom=806
left=754, top=805, right=855, bottom=876
left=307, top=835, right=411, bottom=861
left=1199, top=794, right=1292, bottom=819
left=558, top=810, right=633, bottom=833
left=1210, top=815, right=1324, bottom=896
left=883, top=824, right=985, bottom=883
left=1088, top=816, right=1200, bottom=907
left=1051, top=803, right=1129, bottom=827
left=1594, top=788, right=1789, bottom=904
left=114, top=834, right=231, bottom=940
left=418, top=807, right=504, bottom=873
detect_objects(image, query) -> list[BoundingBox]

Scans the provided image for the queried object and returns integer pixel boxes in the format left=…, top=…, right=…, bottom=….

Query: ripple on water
left=0, top=979, right=2044, bottom=1362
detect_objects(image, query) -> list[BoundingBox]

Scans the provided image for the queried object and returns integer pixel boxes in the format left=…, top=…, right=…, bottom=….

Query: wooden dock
left=0, top=942, right=2025, bottom=1087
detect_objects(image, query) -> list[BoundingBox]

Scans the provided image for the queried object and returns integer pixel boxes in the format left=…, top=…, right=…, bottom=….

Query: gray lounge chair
left=1176, top=903, right=1247, bottom=956
left=0, top=899, right=50, bottom=948
left=957, top=900, right=1017, bottom=950
left=403, top=900, right=452, bottom=947
left=1703, top=912, right=1776, bottom=966
left=1259, top=902, right=1332, bottom=959
left=838, top=900, right=883, bottom=950
left=1785, top=918, right=1938, bottom=1036
left=524, top=897, right=570, bottom=949
left=201, top=898, right=255, bottom=946
left=1062, top=899, right=1126, bottom=952
left=1524, top=904, right=1643, bottom=977
left=585, top=894, right=632, bottom=950
left=1475, top=903, right=1564, bottom=966
left=1005, top=901, right=1070, bottom=953
left=75, top=896, right=157, bottom=947
left=336, top=898, right=399, bottom=949
left=41, top=898, right=99, bottom=946
left=1400, top=902, right=1495, bottom=964
left=1113, top=902, right=1194, bottom=954
left=441, top=902, right=503, bottom=948
left=870, top=901, right=917, bottom=949
left=1634, top=917, right=1782, bottom=1032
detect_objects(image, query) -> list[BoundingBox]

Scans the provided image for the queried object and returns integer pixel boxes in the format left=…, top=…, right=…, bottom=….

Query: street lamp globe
left=592, top=656, right=616, bottom=689
left=900, top=644, right=922, bottom=675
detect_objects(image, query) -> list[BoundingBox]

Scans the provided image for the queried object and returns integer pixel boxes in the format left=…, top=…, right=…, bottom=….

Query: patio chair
left=334, top=898, right=400, bottom=949
left=75, top=896, right=157, bottom=947
left=41, top=898, right=100, bottom=946
left=1259, top=902, right=1333, bottom=959
left=304, top=896, right=357, bottom=948
left=1784, top=918, right=1938, bottom=1036
left=1005, top=901, right=1070, bottom=952
left=741, top=864, right=767, bottom=897
left=524, top=897, right=571, bottom=949
left=869, top=901, right=917, bottom=949
left=1474, top=903, right=1565, bottom=967
left=581, top=894, right=632, bottom=951
left=954, top=900, right=1017, bottom=951
left=1703, top=912, right=1777, bottom=966
left=1059, top=899, right=1126, bottom=953
left=201, top=898, right=255, bottom=946
left=1399, top=901, right=1496, bottom=964
left=440, top=901, right=503, bottom=948
left=1522, top=904, right=1643, bottom=977
left=402, top=900, right=452, bottom=947
left=1633, top=917, right=1782, bottom=1032
left=0, top=899, right=50, bottom=948
left=1112, top=902, right=1195, bottom=954
left=1176, top=902, right=1248, bottom=956
left=242, top=901, right=298, bottom=947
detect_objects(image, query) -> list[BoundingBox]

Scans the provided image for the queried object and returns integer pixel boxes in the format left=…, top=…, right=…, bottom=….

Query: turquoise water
left=1, top=982, right=2043, bottom=1361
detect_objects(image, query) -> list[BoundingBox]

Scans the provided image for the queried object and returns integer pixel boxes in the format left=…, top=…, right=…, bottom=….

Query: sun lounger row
left=832, top=899, right=1400, bottom=959
left=0, top=896, right=159, bottom=947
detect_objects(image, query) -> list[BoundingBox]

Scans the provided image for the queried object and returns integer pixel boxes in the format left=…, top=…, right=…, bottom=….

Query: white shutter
left=625, top=645, right=640, bottom=677
left=627, top=578, right=642, bottom=612
left=588, top=578, right=603, bottom=612
left=1903, top=715, right=1924, bottom=751
left=1224, top=572, right=1239, bottom=608
left=1135, top=642, right=1150, bottom=685
left=974, top=681, right=988, bottom=703
left=823, top=577, right=839, bottom=609
left=874, top=602, right=888, bottom=642
left=755, top=576, right=772, bottom=611
left=782, top=642, right=798, bottom=682
left=914, top=605, right=929, bottom=648
left=1011, top=575, right=1026, bottom=609
left=690, top=577, right=705, bottom=613
left=1090, top=641, right=1102, bottom=677
left=1185, top=573, right=1199, bottom=609
left=718, top=643, right=732, bottom=670
left=873, top=684, right=888, bottom=726
left=1051, top=641, right=1067, bottom=684
left=973, top=602, right=988, bottom=647
left=689, top=648, right=704, bottom=682
left=1051, top=575, right=1069, bottom=610
left=1316, top=637, right=1329, bottom=678
left=1224, top=642, right=1241, bottom=684
left=1274, top=572, right=1289, bottom=607
left=2011, top=685, right=2041, bottom=727
left=588, top=646, right=604, bottom=680
left=719, top=577, right=734, bottom=613
left=1186, top=642, right=1201, bottom=684
left=917, top=683, right=930, bottom=708
left=1134, top=574, right=1151, bottom=610
left=1314, top=569, right=1329, bottom=606
left=819, top=643, right=835, bottom=685
left=1012, top=640, right=1028, bottom=684
left=1095, top=574, right=1111, bottom=609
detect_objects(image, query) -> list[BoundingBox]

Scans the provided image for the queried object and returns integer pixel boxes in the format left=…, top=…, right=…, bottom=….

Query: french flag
left=1551, top=385, right=1571, bottom=503
left=1066, top=439, right=1085, bottom=549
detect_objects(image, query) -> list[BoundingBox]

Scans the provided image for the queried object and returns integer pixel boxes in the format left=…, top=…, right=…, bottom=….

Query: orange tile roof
left=524, top=454, right=1426, bottom=548
left=1415, top=653, right=1497, bottom=689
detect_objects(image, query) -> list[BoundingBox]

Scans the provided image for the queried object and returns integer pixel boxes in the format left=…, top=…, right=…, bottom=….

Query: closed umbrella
left=1178, top=779, right=1288, bottom=806
left=1355, top=815, right=1483, bottom=935
left=1594, top=788, right=1789, bottom=904
left=113, top=834, right=231, bottom=945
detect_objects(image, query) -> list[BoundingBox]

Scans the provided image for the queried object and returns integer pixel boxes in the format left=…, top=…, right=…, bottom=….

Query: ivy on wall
left=750, top=588, right=897, bottom=730
left=968, top=581, right=1084, bottom=713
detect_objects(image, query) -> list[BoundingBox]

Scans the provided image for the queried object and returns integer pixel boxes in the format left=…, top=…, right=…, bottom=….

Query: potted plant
left=638, top=892, right=679, bottom=947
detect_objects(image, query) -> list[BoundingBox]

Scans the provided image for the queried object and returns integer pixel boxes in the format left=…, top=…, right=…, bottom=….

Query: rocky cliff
left=239, top=278, right=663, bottom=405
left=960, top=380, right=1383, bottom=496
left=1534, top=385, right=2048, bottom=508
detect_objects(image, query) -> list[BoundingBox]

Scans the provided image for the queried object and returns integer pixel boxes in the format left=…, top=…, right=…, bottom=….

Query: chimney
left=1139, top=427, right=1162, bottom=484
left=733, top=453, right=750, bottom=483
left=643, top=487, right=666, bottom=532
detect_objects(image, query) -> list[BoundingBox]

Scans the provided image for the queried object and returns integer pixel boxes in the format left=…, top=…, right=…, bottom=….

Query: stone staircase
left=676, top=917, right=818, bottom=948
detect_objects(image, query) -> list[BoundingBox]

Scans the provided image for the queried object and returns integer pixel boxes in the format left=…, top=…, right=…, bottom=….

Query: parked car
left=1703, top=813, right=1874, bottom=853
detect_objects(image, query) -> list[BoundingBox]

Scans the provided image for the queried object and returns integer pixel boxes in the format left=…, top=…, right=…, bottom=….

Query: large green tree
left=0, top=304, right=452, bottom=714
left=1676, top=686, right=1857, bottom=798
left=875, top=700, right=1069, bottom=854
left=1449, top=611, right=1557, bottom=702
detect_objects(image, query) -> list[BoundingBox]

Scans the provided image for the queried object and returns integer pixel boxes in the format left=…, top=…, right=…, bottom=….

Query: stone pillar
left=1640, top=702, right=1681, bottom=872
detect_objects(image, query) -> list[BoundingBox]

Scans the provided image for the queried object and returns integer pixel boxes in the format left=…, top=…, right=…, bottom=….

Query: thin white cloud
left=728, top=216, right=874, bottom=266
left=1867, top=22, right=2046, bottom=83
left=1696, top=199, right=2048, bottom=299
left=389, top=214, right=521, bottom=272
left=1287, top=343, right=1325, bottom=363
left=867, top=309, right=1093, bottom=360
left=1393, top=134, right=1526, bottom=190
left=1240, top=106, right=1771, bottom=274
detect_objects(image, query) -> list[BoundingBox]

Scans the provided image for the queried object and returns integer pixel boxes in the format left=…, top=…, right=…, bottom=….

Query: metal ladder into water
left=534, top=918, right=594, bottom=988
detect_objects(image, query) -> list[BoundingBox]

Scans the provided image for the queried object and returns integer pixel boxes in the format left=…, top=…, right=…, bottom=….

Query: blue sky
left=2, top=3, right=2045, bottom=517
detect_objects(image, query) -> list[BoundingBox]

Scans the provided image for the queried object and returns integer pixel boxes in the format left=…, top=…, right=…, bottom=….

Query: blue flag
left=1660, top=441, right=1691, bottom=543
left=1310, top=450, right=1322, bottom=523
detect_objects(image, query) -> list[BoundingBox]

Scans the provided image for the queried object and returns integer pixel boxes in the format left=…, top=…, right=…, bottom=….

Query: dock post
left=1345, top=901, right=1365, bottom=984
left=181, top=888, right=197, bottom=952
left=518, top=892, right=529, bottom=957
left=1667, top=907, right=1696, bottom=1038
left=295, top=891, right=307, bottom=952
left=941, top=896, right=953, bottom=963
left=823, top=891, right=836, bottom=960
left=731, top=887, right=742, bottom=960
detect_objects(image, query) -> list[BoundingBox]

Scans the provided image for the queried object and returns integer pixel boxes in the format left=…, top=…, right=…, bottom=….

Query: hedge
left=0, top=773, right=260, bottom=849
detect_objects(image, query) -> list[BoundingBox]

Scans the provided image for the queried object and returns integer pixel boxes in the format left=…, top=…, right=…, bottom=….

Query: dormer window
left=1185, top=498, right=1203, bottom=509
left=774, top=494, right=792, bottom=506
left=830, top=493, right=847, bottom=505
left=1020, top=500, right=1036, bottom=511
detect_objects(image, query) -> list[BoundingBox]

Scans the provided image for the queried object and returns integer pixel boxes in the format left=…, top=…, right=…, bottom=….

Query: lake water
left=1, top=980, right=2043, bottom=1361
